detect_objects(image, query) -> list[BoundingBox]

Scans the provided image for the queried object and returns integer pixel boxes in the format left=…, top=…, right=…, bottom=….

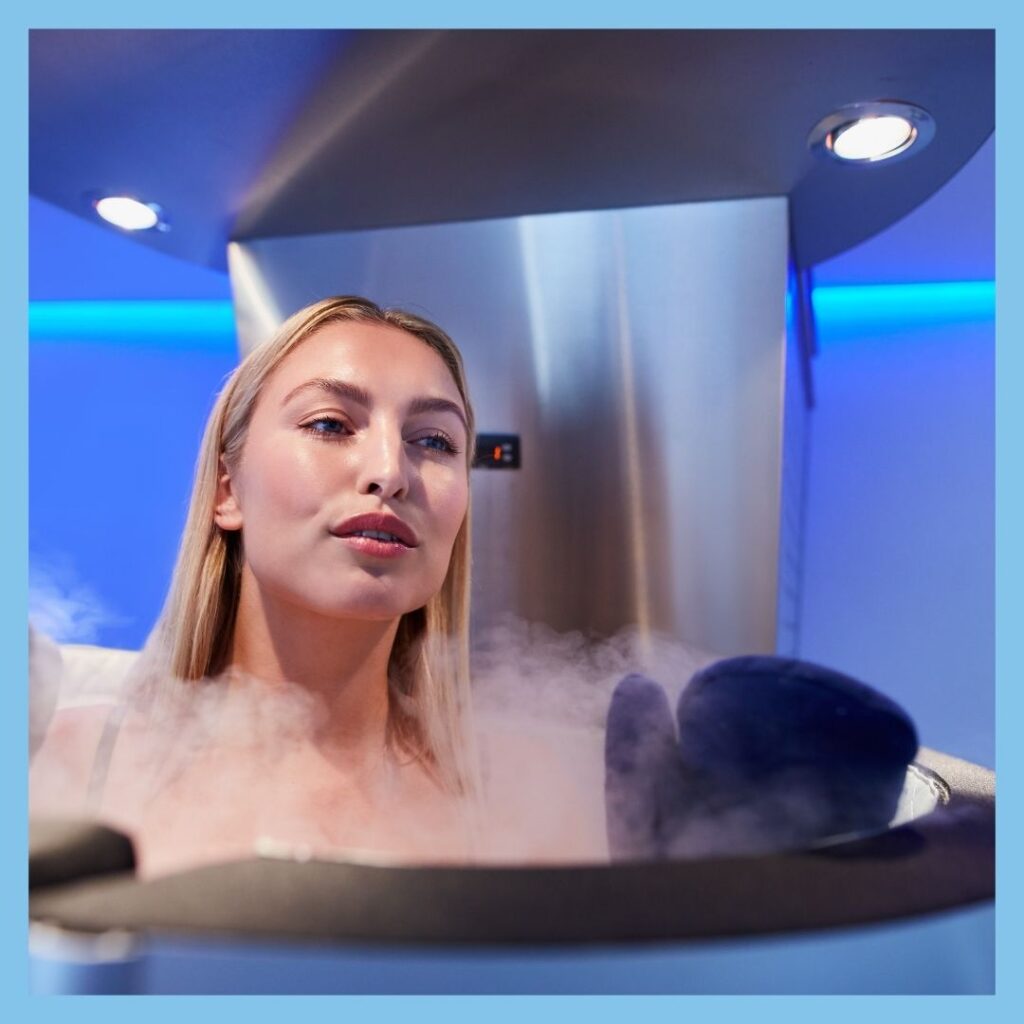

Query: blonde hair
left=144, top=296, right=478, bottom=795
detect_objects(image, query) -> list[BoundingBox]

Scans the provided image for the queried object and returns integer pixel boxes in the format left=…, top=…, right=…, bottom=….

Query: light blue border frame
left=6, top=2, right=1016, bottom=1019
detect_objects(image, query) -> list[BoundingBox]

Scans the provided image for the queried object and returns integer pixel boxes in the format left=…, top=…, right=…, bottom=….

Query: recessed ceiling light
left=832, top=116, right=916, bottom=161
left=809, top=101, right=935, bottom=164
left=94, top=195, right=163, bottom=231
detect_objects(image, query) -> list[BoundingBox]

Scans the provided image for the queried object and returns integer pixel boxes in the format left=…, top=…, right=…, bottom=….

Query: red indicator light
left=493, top=446, right=502, bottom=462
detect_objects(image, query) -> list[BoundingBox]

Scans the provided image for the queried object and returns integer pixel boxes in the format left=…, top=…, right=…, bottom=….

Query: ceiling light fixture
left=809, top=101, right=935, bottom=164
left=93, top=195, right=165, bottom=231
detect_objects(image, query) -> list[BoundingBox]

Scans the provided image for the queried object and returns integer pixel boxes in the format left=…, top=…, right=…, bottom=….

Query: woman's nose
left=356, top=426, right=410, bottom=499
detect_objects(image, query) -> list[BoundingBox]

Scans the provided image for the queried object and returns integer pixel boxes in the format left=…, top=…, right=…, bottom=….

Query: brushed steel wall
left=228, top=196, right=795, bottom=655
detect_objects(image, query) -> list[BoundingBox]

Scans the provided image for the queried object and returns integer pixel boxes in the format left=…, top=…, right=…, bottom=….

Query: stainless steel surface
left=231, top=196, right=791, bottom=655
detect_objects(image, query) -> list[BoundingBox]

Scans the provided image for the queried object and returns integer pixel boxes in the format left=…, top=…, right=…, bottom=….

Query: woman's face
left=215, top=320, right=471, bottom=622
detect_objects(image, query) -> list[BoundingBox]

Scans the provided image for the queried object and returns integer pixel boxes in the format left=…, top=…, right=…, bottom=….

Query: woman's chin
left=265, top=571, right=438, bottom=623
left=307, top=594, right=423, bottom=622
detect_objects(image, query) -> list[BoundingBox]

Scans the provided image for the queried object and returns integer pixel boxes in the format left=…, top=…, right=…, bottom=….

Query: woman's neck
left=226, top=566, right=402, bottom=770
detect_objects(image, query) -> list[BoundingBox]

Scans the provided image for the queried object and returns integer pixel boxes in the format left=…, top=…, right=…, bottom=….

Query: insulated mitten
left=604, top=657, right=918, bottom=859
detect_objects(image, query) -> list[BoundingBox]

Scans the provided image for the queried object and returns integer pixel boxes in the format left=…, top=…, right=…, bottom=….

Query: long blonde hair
left=143, top=297, right=478, bottom=795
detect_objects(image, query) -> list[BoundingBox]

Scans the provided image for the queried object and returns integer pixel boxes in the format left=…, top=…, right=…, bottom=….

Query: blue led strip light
left=29, top=285, right=994, bottom=350
left=29, top=300, right=238, bottom=350
left=811, top=281, right=995, bottom=330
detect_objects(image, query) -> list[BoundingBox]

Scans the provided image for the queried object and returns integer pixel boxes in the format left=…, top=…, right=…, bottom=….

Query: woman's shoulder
left=35, top=704, right=118, bottom=757
left=30, top=704, right=120, bottom=815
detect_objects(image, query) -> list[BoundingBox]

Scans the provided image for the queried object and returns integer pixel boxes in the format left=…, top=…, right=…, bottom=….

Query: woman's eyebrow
left=281, top=377, right=468, bottom=434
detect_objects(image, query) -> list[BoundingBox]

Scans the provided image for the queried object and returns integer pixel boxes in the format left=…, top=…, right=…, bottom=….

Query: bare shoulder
left=34, top=704, right=115, bottom=760
left=30, top=705, right=117, bottom=814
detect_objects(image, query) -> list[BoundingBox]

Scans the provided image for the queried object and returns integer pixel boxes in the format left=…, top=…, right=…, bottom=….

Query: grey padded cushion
left=30, top=819, right=136, bottom=890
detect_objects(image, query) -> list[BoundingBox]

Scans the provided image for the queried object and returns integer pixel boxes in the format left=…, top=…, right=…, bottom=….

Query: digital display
left=473, top=433, right=520, bottom=469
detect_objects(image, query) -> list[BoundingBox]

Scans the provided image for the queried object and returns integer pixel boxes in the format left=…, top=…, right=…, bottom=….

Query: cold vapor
left=30, top=608, right=722, bottom=877
left=30, top=606, right=922, bottom=879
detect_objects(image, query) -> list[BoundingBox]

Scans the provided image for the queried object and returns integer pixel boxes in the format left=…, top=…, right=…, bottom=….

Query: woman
left=30, top=296, right=608, bottom=875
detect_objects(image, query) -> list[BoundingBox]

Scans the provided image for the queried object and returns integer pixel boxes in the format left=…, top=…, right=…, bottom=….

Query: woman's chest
left=102, top=741, right=471, bottom=875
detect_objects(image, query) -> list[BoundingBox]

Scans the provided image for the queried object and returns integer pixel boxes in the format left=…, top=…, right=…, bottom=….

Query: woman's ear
left=214, top=458, right=243, bottom=531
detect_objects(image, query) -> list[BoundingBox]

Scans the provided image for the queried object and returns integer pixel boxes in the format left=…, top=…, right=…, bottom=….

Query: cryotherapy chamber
left=28, top=29, right=995, bottom=992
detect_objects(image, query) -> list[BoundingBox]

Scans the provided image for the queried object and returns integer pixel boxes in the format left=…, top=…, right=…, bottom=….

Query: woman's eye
left=417, top=431, right=461, bottom=455
left=301, top=418, right=460, bottom=455
left=301, top=416, right=348, bottom=439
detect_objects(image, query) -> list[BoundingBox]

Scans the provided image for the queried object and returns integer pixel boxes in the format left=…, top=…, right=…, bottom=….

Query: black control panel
left=473, top=433, right=520, bottom=469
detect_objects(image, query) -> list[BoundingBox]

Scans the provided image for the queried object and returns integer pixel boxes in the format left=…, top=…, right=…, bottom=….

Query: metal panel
left=229, top=196, right=789, bottom=654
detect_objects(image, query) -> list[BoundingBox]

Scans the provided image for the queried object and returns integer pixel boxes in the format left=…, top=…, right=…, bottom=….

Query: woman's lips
left=336, top=535, right=413, bottom=558
left=330, top=512, right=418, bottom=547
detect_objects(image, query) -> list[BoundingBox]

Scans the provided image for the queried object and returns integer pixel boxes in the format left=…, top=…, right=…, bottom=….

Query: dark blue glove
left=604, top=656, right=919, bottom=860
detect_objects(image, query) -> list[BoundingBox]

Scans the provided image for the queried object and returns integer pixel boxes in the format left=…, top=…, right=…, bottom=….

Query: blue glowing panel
left=30, top=305, right=239, bottom=650
left=800, top=282, right=994, bottom=766
left=812, top=281, right=994, bottom=339
left=29, top=300, right=237, bottom=349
